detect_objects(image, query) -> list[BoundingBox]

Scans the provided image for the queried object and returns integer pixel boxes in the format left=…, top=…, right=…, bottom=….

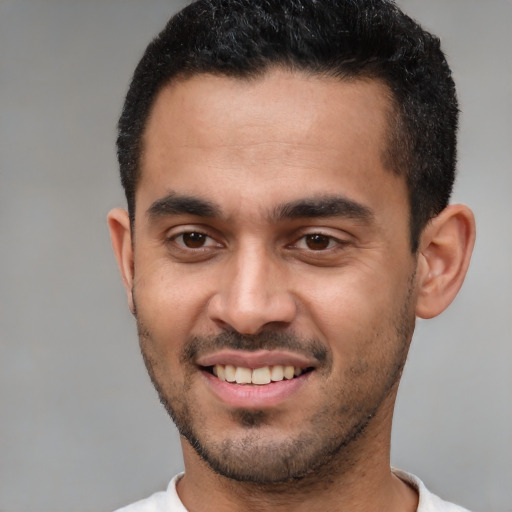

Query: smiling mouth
left=203, top=364, right=314, bottom=385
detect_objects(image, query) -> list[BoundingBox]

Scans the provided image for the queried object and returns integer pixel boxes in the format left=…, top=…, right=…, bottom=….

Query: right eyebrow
left=146, top=192, right=222, bottom=220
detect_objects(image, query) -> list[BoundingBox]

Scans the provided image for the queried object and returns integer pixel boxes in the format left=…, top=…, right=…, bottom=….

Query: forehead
left=138, top=69, right=405, bottom=220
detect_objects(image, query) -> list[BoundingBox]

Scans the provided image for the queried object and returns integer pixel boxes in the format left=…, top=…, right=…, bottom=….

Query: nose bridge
left=233, top=242, right=274, bottom=309
left=208, top=239, right=296, bottom=334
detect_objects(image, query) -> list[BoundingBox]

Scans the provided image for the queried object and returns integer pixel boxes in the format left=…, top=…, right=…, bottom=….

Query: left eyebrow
left=272, top=195, right=374, bottom=223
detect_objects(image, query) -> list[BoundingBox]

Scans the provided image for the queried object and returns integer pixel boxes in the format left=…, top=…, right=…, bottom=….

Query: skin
left=109, top=69, right=475, bottom=512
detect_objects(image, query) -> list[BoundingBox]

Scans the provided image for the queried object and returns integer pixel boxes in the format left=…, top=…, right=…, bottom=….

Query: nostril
left=207, top=293, right=297, bottom=336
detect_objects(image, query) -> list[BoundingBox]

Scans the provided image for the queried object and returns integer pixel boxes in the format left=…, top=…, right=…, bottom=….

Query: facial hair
left=134, top=274, right=416, bottom=484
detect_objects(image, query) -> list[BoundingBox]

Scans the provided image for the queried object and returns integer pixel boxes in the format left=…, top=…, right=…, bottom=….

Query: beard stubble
left=133, top=273, right=416, bottom=485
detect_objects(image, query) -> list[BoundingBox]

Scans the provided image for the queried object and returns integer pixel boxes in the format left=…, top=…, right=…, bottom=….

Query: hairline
left=130, top=66, right=416, bottom=248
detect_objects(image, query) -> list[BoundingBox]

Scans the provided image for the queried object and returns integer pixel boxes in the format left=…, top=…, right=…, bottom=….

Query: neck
left=177, top=398, right=418, bottom=512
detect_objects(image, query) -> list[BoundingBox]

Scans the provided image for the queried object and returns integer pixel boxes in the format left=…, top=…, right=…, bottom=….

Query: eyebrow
left=273, top=195, right=374, bottom=223
left=146, top=192, right=374, bottom=224
left=147, top=192, right=222, bottom=220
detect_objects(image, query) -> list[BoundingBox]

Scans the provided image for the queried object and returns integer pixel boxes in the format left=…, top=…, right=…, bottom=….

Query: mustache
left=181, top=330, right=329, bottom=366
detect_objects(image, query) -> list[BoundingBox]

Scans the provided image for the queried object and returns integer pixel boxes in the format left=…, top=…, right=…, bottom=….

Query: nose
left=207, top=243, right=297, bottom=335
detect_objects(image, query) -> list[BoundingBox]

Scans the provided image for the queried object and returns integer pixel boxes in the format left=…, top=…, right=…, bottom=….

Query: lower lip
left=201, top=370, right=311, bottom=409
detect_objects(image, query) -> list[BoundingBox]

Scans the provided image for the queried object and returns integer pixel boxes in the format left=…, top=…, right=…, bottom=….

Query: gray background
left=0, top=1, right=511, bottom=511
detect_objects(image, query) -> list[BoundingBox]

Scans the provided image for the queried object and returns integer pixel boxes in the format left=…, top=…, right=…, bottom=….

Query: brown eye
left=181, top=232, right=207, bottom=248
left=305, top=234, right=331, bottom=250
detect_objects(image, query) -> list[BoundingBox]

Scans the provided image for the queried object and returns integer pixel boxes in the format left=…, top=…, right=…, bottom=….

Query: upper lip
left=195, top=349, right=317, bottom=369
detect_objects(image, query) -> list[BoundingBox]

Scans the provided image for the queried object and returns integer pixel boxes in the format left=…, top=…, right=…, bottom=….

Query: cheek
left=133, top=266, right=210, bottom=356
left=298, top=267, right=407, bottom=359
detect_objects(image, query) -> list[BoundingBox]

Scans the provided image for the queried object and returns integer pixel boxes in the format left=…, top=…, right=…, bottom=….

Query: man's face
left=128, top=69, right=418, bottom=482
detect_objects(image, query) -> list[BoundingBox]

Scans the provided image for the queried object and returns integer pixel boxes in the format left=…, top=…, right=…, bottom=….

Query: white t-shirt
left=114, top=470, right=471, bottom=512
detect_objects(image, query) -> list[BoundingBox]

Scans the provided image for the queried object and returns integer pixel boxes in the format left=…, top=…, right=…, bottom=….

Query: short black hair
left=117, top=0, right=458, bottom=252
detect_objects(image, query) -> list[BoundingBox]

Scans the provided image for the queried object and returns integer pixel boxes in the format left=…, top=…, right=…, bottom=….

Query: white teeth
left=284, top=365, right=295, bottom=380
left=234, top=366, right=252, bottom=384
left=224, top=364, right=236, bottom=382
left=251, top=366, right=271, bottom=385
left=216, top=364, right=226, bottom=381
left=270, top=365, right=284, bottom=381
left=211, top=364, right=305, bottom=385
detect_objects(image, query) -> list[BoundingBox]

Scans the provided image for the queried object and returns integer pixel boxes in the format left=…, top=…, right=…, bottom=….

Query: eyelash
left=169, top=231, right=221, bottom=250
left=291, top=232, right=346, bottom=251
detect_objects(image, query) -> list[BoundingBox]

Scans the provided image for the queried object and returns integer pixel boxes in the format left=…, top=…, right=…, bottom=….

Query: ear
left=107, top=208, right=135, bottom=314
left=415, top=204, right=476, bottom=319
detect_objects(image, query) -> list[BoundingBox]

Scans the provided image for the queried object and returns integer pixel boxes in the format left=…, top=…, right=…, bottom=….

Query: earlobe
left=415, top=204, right=476, bottom=319
left=107, top=208, right=135, bottom=314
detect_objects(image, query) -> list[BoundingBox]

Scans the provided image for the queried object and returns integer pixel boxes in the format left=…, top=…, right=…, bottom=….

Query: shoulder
left=393, top=469, right=472, bottom=512
left=113, top=474, right=187, bottom=512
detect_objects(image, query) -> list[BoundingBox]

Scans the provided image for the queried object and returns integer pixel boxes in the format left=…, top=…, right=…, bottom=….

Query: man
left=108, top=1, right=476, bottom=510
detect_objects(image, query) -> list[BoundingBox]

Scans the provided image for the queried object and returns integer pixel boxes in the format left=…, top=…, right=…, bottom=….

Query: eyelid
left=172, top=232, right=220, bottom=248
left=165, top=225, right=224, bottom=249
left=294, top=235, right=344, bottom=250
left=290, top=228, right=351, bottom=249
